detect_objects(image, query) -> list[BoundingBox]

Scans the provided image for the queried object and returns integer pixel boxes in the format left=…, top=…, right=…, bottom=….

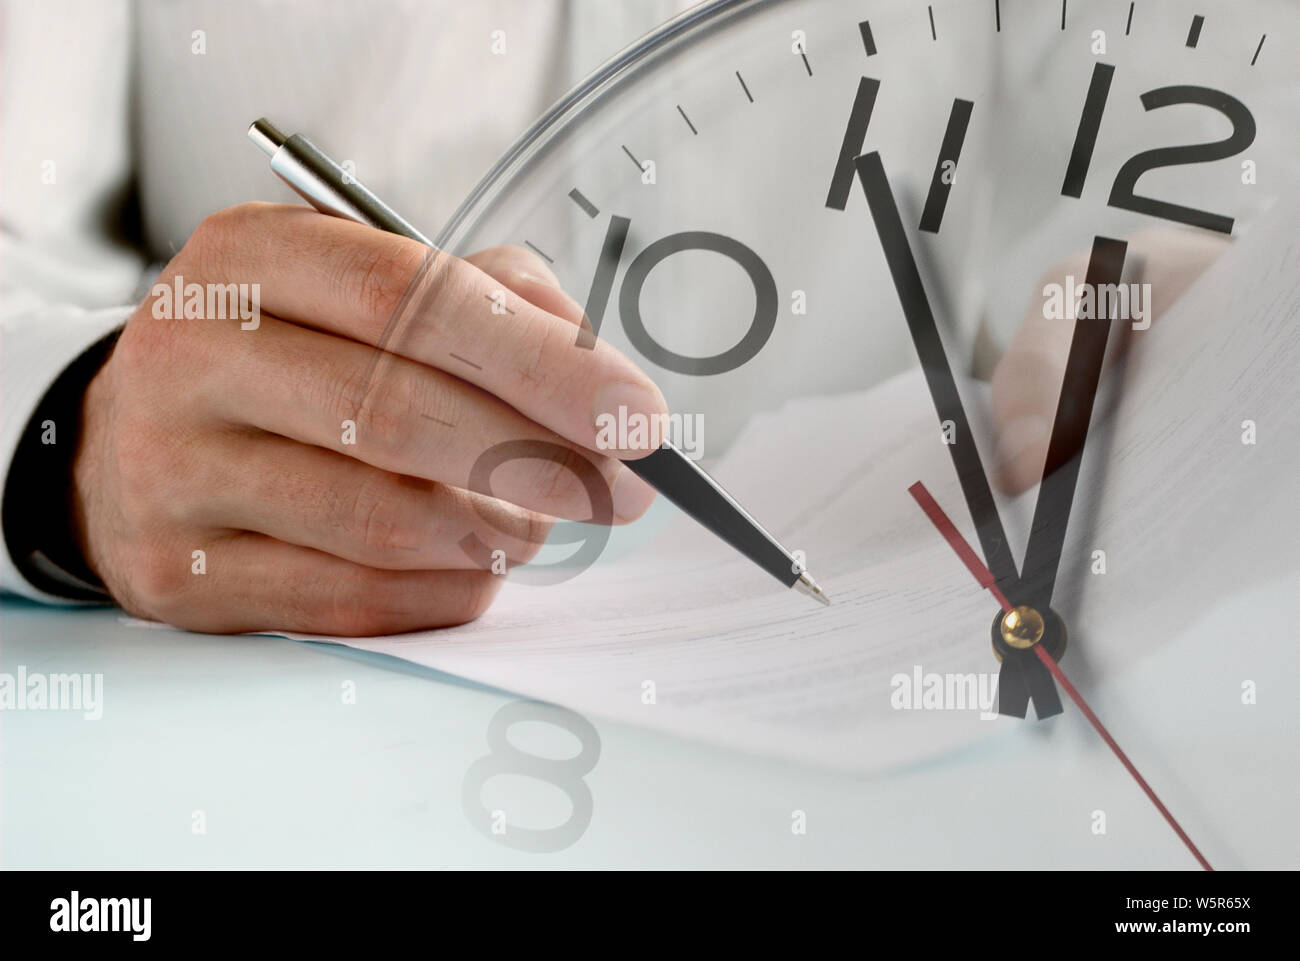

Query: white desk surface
left=3, top=594, right=1294, bottom=870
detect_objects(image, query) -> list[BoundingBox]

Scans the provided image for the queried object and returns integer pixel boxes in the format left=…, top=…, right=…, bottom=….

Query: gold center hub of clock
left=1000, top=605, right=1046, bottom=650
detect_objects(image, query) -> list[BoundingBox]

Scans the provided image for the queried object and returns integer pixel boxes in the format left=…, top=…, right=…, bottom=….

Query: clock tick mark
left=735, top=70, right=754, bottom=103
left=448, top=352, right=482, bottom=371
left=620, top=144, right=645, bottom=172
left=568, top=188, right=599, bottom=218
left=994, top=0, right=1001, bottom=32
left=676, top=104, right=698, bottom=135
left=1060, top=0, right=1067, bottom=30
left=858, top=19, right=877, bottom=55
left=1251, top=33, right=1265, bottom=65
left=483, top=293, right=516, bottom=315
left=800, top=51, right=812, bottom=76
left=927, top=5, right=936, bottom=41
left=1125, top=2, right=1134, bottom=36
left=523, top=240, right=554, bottom=263
left=1186, top=14, right=1204, bottom=48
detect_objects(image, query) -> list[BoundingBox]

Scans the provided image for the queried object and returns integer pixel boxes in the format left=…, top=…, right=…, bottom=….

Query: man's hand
left=71, top=203, right=666, bottom=635
left=991, top=226, right=1230, bottom=494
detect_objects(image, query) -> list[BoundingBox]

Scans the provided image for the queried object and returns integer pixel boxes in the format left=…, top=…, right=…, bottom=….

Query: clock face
left=392, top=0, right=1298, bottom=867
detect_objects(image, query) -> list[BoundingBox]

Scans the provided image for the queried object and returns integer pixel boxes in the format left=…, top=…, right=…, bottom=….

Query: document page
left=286, top=204, right=1298, bottom=773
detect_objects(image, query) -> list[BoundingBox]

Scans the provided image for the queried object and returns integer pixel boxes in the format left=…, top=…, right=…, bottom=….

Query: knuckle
left=343, top=236, right=430, bottom=323
left=324, top=578, right=377, bottom=637
left=128, top=541, right=192, bottom=617
left=513, top=315, right=569, bottom=396
left=463, top=499, right=553, bottom=565
left=324, top=571, right=500, bottom=635
left=182, top=203, right=254, bottom=279
left=326, top=574, right=401, bottom=637
left=113, top=314, right=177, bottom=381
left=417, top=253, right=477, bottom=326
left=524, top=446, right=592, bottom=517
left=341, top=366, right=453, bottom=467
left=332, top=367, right=408, bottom=458
left=345, top=476, right=410, bottom=561
left=112, top=420, right=204, bottom=529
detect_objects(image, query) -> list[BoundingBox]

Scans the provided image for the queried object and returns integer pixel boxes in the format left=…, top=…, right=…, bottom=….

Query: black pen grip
left=624, top=445, right=800, bottom=588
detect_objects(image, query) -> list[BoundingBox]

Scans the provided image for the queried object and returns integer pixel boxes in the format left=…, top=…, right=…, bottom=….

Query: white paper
left=286, top=202, right=1300, bottom=773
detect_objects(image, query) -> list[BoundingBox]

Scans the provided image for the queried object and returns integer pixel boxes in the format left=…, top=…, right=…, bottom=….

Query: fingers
left=990, top=227, right=1230, bottom=494
left=192, top=431, right=554, bottom=571
left=82, top=208, right=668, bottom=637
left=182, top=203, right=665, bottom=457
left=463, top=245, right=591, bottom=330
left=194, top=313, right=656, bottom=523
left=461, top=245, right=655, bottom=516
left=127, top=531, right=503, bottom=636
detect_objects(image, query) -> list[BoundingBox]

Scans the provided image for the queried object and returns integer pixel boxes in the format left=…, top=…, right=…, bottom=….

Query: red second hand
left=907, top=480, right=1213, bottom=872
left=907, top=482, right=1012, bottom=612
left=1032, top=646, right=1213, bottom=871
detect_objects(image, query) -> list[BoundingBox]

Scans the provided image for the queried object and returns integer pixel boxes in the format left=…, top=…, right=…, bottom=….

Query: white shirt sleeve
left=1, top=0, right=145, bottom=601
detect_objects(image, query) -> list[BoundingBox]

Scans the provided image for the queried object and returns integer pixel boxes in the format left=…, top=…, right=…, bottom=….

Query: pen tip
left=794, top=571, right=831, bottom=607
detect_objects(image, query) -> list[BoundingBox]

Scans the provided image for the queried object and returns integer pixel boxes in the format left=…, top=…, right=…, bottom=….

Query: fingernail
left=611, top=467, right=657, bottom=522
left=592, top=381, right=668, bottom=454
left=516, top=270, right=590, bottom=329
left=518, top=269, right=561, bottom=289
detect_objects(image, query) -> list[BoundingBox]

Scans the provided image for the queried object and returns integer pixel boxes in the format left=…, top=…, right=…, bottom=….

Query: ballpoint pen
left=247, top=117, right=829, bottom=605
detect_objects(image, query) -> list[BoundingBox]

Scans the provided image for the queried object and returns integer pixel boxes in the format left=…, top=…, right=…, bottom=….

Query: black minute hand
left=1020, top=236, right=1128, bottom=609
left=854, top=151, right=1020, bottom=596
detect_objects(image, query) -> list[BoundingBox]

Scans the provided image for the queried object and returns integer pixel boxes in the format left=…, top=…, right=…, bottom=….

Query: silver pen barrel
left=246, top=117, right=829, bottom=606
left=248, top=118, right=434, bottom=246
